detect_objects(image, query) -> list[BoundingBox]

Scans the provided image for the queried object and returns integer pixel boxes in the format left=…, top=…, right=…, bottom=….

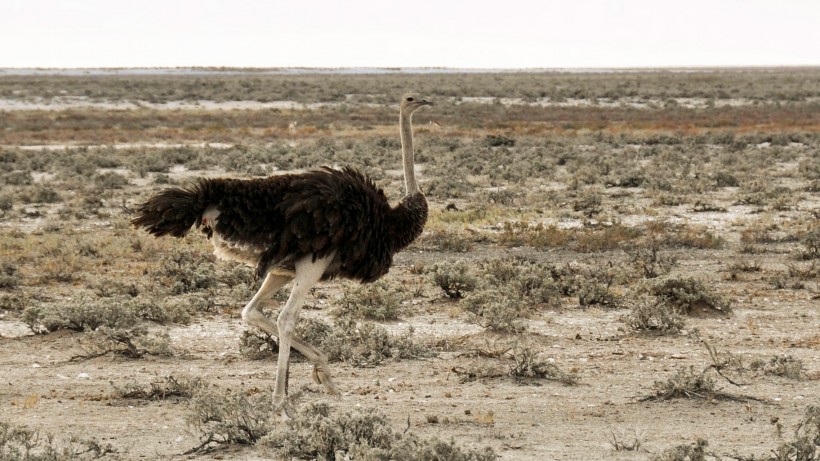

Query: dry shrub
left=457, top=258, right=565, bottom=332
left=740, top=225, right=781, bottom=244
left=800, top=227, right=820, bottom=260
left=186, top=391, right=495, bottom=459
left=624, top=295, right=686, bottom=335
left=336, top=281, right=405, bottom=320
left=23, top=293, right=191, bottom=334
left=572, top=264, right=624, bottom=309
left=498, top=221, right=570, bottom=249
left=419, top=228, right=475, bottom=252
left=113, top=374, right=205, bottom=400
left=262, top=403, right=497, bottom=461
left=451, top=342, right=578, bottom=386
left=463, top=289, right=529, bottom=333
left=648, top=366, right=718, bottom=400
left=39, top=245, right=84, bottom=284
left=0, top=421, right=115, bottom=460
left=244, top=318, right=431, bottom=367
left=652, top=438, right=712, bottom=461
left=736, top=405, right=820, bottom=461
left=572, top=223, right=642, bottom=253
left=80, top=326, right=173, bottom=359
left=321, top=319, right=430, bottom=366
left=0, top=262, right=20, bottom=289
left=749, top=355, right=806, bottom=380
left=507, top=345, right=579, bottom=385
left=572, top=190, right=603, bottom=217
left=186, top=388, right=274, bottom=452
left=432, top=260, right=478, bottom=299
left=671, top=226, right=724, bottom=249
left=626, top=241, right=677, bottom=278
left=651, top=277, right=731, bottom=315
left=23, top=295, right=140, bottom=333
left=156, top=247, right=217, bottom=295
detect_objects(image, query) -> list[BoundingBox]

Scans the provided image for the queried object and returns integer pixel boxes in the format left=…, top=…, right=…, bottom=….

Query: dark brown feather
left=131, top=166, right=428, bottom=282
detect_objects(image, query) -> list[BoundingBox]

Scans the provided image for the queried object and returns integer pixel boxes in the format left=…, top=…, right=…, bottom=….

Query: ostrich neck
left=399, top=111, right=419, bottom=195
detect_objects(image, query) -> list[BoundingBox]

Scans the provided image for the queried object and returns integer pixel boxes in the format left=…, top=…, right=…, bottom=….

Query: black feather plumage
left=131, top=166, right=428, bottom=282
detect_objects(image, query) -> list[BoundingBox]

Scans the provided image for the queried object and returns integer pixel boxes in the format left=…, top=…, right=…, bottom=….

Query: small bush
left=93, top=171, right=130, bottom=189
left=478, top=258, right=563, bottom=306
left=652, top=438, right=711, bottom=461
left=0, top=262, right=20, bottom=289
left=507, top=345, right=579, bottom=385
left=800, top=227, right=820, bottom=260
left=432, top=260, right=477, bottom=299
left=572, top=223, right=642, bottom=253
left=451, top=343, right=578, bottom=386
left=186, top=388, right=274, bottom=452
left=651, top=277, right=731, bottom=315
left=0, top=421, right=115, bottom=460
left=322, top=319, right=430, bottom=366
left=23, top=294, right=190, bottom=334
left=759, top=405, right=820, bottom=461
left=30, top=185, right=62, bottom=204
left=714, top=171, right=739, bottom=187
left=572, top=264, right=623, bottom=309
left=648, top=366, right=717, bottom=400
left=262, top=403, right=497, bottom=460
left=669, top=226, right=724, bottom=249
left=498, top=221, right=570, bottom=249
left=80, top=326, right=173, bottom=359
left=750, top=355, right=806, bottom=380
left=156, top=247, right=217, bottom=294
left=336, top=281, right=404, bottom=321
left=625, top=296, right=686, bottom=334
left=0, top=194, right=12, bottom=213
left=627, top=242, right=677, bottom=278
left=113, top=374, right=205, bottom=400
left=572, top=190, right=603, bottom=217
left=483, top=134, right=515, bottom=147
left=23, top=295, right=140, bottom=333
left=250, top=318, right=432, bottom=367
left=463, top=289, right=528, bottom=333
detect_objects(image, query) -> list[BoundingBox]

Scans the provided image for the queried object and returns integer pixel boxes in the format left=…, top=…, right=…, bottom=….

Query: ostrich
left=131, top=94, right=432, bottom=417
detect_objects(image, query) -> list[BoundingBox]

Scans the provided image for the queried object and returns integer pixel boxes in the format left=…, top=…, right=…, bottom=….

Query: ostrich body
left=132, top=95, right=431, bottom=416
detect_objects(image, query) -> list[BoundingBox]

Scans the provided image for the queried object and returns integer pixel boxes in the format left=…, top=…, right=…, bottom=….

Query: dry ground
left=1, top=69, right=818, bottom=460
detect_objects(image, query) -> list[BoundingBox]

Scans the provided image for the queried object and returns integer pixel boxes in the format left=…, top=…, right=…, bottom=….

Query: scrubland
left=0, top=68, right=818, bottom=460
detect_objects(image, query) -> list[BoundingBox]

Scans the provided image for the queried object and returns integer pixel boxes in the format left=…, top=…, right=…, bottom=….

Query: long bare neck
left=399, top=111, right=419, bottom=195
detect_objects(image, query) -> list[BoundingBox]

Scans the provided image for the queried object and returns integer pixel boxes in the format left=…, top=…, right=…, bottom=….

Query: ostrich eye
left=406, top=97, right=414, bottom=102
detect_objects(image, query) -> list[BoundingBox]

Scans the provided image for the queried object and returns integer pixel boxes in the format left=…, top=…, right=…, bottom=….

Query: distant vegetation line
left=2, top=69, right=820, bottom=104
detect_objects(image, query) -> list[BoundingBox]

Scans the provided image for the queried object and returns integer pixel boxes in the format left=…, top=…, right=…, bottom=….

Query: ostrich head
left=400, top=94, right=433, bottom=116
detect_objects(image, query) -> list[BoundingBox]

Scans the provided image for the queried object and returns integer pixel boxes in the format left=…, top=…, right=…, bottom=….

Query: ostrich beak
left=420, top=99, right=433, bottom=106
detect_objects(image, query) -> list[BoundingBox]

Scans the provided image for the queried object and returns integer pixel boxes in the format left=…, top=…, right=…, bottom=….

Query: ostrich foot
left=311, top=365, right=340, bottom=396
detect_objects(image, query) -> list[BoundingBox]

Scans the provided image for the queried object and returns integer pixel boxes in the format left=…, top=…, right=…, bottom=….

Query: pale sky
left=2, top=0, right=819, bottom=69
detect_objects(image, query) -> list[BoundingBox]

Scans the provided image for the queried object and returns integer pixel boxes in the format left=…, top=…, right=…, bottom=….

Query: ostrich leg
left=273, top=253, right=335, bottom=418
left=241, top=268, right=339, bottom=401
